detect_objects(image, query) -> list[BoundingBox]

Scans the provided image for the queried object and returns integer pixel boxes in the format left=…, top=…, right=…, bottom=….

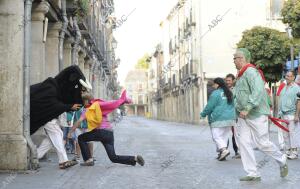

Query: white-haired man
left=233, top=48, right=288, bottom=181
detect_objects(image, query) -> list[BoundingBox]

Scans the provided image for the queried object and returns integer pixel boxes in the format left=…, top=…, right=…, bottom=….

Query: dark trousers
left=227, top=127, right=239, bottom=154
left=232, top=134, right=238, bottom=153
left=78, top=129, right=136, bottom=165
left=231, top=127, right=238, bottom=154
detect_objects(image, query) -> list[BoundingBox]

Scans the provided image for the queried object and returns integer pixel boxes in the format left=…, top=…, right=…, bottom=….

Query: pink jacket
left=83, top=90, right=131, bottom=130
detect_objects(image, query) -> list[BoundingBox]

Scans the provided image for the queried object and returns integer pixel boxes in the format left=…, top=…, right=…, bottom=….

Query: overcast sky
left=113, top=0, right=178, bottom=85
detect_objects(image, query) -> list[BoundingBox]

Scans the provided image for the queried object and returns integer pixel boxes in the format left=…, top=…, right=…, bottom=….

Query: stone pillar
left=92, top=70, right=98, bottom=98
left=144, top=106, right=147, bottom=117
left=189, top=88, right=194, bottom=123
left=99, top=75, right=103, bottom=98
left=202, top=80, right=208, bottom=110
left=104, top=82, right=108, bottom=99
left=0, top=0, right=28, bottom=170
left=92, top=73, right=96, bottom=96
left=101, top=76, right=106, bottom=99
left=84, top=59, right=92, bottom=82
left=134, top=106, right=138, bottom=116
left=78, top=50, right=86, bottom=73
left=71, top=44, right=79, bottom=66
left=94, top=74, right=100, bottom=98
left=99, top=68, right=104, bottom=98
left=45, top=22, right=61, bottom=78
left=30, top=1, right=49, bottom=84
left=63, top=38, right=73, bottom=68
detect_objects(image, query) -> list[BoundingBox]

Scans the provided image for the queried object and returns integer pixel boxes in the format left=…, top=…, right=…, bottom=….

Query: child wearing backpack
left=69, top=90, right=144, bottom=166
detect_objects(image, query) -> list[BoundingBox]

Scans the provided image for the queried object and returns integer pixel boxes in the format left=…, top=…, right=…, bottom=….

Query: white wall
left=199, top=0, right=283, bottom=78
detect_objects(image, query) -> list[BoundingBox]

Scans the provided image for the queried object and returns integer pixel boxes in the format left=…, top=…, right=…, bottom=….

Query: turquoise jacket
left=66, top=112, right=73, bottom=122
left=200, top=88, right=236, bottom=127
left=234, top=67, right=270, bottom=119
left=279, top=83, right=300, bottom=116
left=73, top=107, right=87, bottom=129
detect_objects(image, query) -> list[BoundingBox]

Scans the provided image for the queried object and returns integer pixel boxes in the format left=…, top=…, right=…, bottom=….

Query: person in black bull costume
left=30, top=65, right=92, bottom=169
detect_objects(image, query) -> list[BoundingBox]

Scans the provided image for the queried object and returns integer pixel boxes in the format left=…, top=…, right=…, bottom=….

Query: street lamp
left=184, top=50, right=191, bottom=63
left=111, top=58, right=119, bottom=68
left=115, top=58, right=120, bottom=66
left=286, top=26, right=295, bottom=72
left=112, top=38, right=117, bottom=49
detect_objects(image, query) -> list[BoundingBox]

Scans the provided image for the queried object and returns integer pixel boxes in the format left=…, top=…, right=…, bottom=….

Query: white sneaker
left=287, top=152, right=298, bottom=160
left=218, top=149, right=230, bottom=161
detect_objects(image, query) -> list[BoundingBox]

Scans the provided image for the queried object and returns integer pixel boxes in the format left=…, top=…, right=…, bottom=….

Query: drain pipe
left=58, top=0, right=68, bottom=71
left=24, top=0, right=39, bottom=170
left=72, top=16, right=81, bottom=65
left=91, top=54, right=97, bottom=94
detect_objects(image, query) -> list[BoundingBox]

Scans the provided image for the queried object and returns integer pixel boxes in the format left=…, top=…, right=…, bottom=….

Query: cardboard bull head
left=54, top=65, right=92, bottom=104
left=30, top=65, right=92, bottom=134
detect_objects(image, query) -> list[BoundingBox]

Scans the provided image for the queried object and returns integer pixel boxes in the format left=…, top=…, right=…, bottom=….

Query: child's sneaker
left=218, top=149, right=230, bottom=161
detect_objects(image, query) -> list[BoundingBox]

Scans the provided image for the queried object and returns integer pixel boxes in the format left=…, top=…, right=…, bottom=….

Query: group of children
left=37, top=88, right=144, bottom=169
left=60, top=107, right=93, bottom=161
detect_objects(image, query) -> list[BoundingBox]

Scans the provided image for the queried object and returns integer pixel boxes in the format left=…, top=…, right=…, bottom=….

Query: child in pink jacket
left=70, top=90, right=145, bottom=166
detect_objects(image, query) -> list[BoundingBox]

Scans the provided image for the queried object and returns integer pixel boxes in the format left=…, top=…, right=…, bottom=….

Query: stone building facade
left=124, top=69, right=148, bottom=116
left=148, top=0, right=286, bottom=124
left=0, top=0, right=119, bottom=170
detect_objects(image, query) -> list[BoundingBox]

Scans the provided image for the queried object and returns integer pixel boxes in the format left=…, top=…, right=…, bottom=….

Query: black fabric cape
left=30, top=65, right=86, bottom=135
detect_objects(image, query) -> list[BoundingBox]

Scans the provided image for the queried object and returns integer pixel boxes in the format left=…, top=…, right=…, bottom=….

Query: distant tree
left=281, top=0, right=300, bottom=38
left=135, top=54, right=151, bottom=69
left=237, top=26, right=290, bottom=82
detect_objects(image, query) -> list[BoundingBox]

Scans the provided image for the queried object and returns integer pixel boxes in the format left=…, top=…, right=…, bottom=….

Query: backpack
left=85, top=101, right=102, bottom=131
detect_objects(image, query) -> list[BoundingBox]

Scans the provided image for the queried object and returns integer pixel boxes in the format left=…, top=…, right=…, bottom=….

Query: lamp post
left=112, top=38, right=117, bottom=49
left=286, top=26, right=294, bottom=72
left=114, top=58, right=120, bottom=69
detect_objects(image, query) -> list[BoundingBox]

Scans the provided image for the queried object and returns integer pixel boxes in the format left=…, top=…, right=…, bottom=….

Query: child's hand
left=67, top=132, right=72, bottom=139
left=71, top=104, right=82, bottom=111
